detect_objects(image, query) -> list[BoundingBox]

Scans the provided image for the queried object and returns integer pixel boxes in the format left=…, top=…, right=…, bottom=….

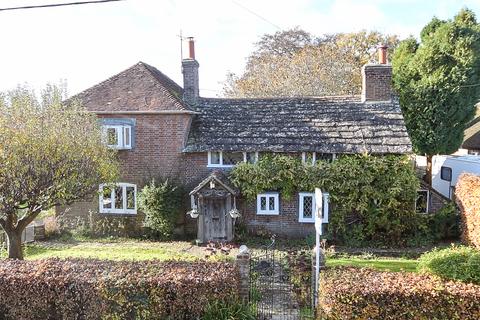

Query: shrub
left=0, top=258, right=239, bottom=320
left=44, top=216, right=61, bottom=239
left=318, top=267, right=480, bottom=320
left=138, top=179, right=184, bottom=239
left=231, top=154, right=419, bottom=246
left=418, top=245, right=480, bottom=285
left=455, top=173, right=480, bottom=249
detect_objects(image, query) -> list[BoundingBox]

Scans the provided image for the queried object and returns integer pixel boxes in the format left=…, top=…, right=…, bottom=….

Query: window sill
left=207, top=164, right=235, bottom=168
left=299, top=219, right=315, bottom=223
left=256, top=212, right=280, bottom=216
left=99, top=211, right=137, bottom=216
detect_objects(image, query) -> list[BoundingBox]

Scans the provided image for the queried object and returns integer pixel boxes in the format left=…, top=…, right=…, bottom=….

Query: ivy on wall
left=230, top=154, right=420, bottom=246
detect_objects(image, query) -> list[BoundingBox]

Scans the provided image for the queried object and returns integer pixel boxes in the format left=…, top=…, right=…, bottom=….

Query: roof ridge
left=200, top=95, right=361, bottom=102
left=67, top=62, right=145, bottom=101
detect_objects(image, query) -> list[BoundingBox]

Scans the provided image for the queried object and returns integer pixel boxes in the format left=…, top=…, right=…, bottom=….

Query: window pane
left=441, top=167, right=452, bottom=181
left=102, top=186, right=112, bottom=209
left=107, top=128, right=118, bottom=146
left=114, top=186, right=123, bottom=210
left=126, top=186, right=135, bottom=209
left=304, top=152, right=315, bottom=165
left=269, top=196, right=275, bottom=210
left=246, top=152, right=257, bottom=164
left=124, top=126, right=130, bottom=147
left=260, top=197, right=267, bottom=210
left=317, top=153, right=333, bottom=162
left=303, top=196, right=313, bottom=218
left=223, top=152, right=244, bottom=165
left=210, top=152, right=221, bottom=164
left=416, top=191, right=428, bottom=213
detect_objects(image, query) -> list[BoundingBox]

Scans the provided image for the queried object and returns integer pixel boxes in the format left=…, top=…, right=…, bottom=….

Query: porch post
left=236, top=245, right=250, bottom=303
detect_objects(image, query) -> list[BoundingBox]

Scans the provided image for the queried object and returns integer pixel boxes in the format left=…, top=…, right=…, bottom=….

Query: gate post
left=312, top=246, right=326, bottom=308
left=236, top=245, right=250, bottom=303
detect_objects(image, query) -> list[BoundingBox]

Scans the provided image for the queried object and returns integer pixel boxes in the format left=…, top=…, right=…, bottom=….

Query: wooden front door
left=203, top=197, right=227, bottom=241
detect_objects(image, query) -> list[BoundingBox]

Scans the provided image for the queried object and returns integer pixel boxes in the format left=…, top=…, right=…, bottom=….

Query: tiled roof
left=184, top=96, right=412, bottom=154
left=67, top=62, right=189, bottom=112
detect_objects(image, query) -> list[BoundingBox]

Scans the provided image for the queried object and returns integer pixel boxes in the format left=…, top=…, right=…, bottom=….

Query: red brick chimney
left=182, top=37, right=199, bottom=105
left=361, top=44, right=392, bottom=103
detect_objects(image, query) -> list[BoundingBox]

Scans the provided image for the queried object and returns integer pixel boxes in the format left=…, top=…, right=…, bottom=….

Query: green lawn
left=0, top=239, right=419, bottom=273
left=0, top=239, right=232, bottom=261
left=326, top=256, right=419, bottom=272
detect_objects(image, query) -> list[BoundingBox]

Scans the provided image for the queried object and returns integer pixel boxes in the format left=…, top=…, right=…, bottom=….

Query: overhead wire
left=0, top=0, right=124, bottom=12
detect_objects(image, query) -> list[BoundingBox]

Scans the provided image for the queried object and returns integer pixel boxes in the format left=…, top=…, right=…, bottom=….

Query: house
left=60, top=39, right=412, bottom=241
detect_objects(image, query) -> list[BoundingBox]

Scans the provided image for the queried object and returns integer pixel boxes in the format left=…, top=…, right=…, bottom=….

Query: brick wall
left=242, top=194, right=315, bottom=238
left=60, top=113, right=192, bottom=235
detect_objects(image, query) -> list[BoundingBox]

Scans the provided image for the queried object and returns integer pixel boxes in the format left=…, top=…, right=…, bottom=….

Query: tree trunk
left=425, top=154, right=433, bottom=186
left=5, top=229, right=24, bottom=260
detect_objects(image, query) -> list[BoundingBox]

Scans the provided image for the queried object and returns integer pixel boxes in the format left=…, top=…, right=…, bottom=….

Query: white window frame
left=301, top=152, right=316, bottom=165
left=301, top=152, right=336, bottom=165
left=416, top=189, right=430, bottom=214
left=102, top=125, right=132, bottom=150
left=208, top=151, right=259, bottom=168
left=256, top=192, right=280, bottom=215
left=99, top=183, right=137, bottom=214
left=298, top=192, right=316, bottom=223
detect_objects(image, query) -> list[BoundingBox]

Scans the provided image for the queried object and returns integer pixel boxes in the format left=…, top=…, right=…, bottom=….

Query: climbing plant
left=230, top=154, right=420, bottom=246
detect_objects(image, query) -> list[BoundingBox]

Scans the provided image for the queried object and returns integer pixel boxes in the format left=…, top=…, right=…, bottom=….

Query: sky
left=1, top=0, right=479, bottom=98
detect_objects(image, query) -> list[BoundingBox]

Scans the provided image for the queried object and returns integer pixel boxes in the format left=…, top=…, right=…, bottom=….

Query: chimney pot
left=378, top=44, right=388, bottom=64
left=188, top=37, right=195, bottom=60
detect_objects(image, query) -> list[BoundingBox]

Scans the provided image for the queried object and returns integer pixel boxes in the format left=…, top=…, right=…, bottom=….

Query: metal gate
left=249, top=237, right=315, bottom=320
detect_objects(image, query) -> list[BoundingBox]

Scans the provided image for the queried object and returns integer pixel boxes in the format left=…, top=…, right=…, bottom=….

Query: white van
left=432, top=155, right=480, bottom=199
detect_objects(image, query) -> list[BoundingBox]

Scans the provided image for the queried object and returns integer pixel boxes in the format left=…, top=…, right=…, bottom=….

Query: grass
left=327, top=256, right=419, bottom=272
left=0, top=236, right=421, bottom=273
left=0, top=238, right=234, bottom=261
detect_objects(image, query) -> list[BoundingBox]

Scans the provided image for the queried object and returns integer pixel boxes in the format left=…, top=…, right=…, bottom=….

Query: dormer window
left=103, top=125, right=132, bottom=149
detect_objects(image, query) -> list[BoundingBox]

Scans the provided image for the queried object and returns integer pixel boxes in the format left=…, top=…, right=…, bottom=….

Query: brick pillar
left=236, top=246, right=250, bottom=303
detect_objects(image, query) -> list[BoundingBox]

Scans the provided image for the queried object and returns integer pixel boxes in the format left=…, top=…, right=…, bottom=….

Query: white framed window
left=208, top=151, right=259, bottom=167
left=102, top=125, right=132, bottom=150
left=99, top=183, right=137, bottom=214
left=256, top=193, right=279, bottom=215
left=244, top=152, right=259, bottom=164
left=301, top=152, right=336, bottom=165
left=299, top=192, right=316, bottom=223
left=416, top=189, right=429, bottom=214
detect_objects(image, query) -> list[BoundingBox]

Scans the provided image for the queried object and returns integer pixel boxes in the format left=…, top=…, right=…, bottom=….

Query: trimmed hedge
left=418, top=246, right=480, bottom=285
left=318, top=267, right=480, bottom=320
left=455, top=173, right=480, bottom=249
left=0, top=259, right=239, bottom=320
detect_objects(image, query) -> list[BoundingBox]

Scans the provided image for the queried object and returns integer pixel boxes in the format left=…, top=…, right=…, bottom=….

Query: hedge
left=418, top=246, right=480, bottom=285
left=318, top=267, right=480, bottom=320
left=0, top=259, right=239, bottom=320
left=455, top=173, right=480, bottom=249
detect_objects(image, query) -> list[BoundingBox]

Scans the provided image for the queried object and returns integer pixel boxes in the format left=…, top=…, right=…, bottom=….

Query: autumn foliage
left=0, top=259, right=239, bottom=319
left=318, top=267, right=480, bottom=320
left=455, top=173, right=480, bottom=249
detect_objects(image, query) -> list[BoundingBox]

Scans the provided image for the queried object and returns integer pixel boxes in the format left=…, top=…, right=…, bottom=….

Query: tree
left=0, top=85, right=118, bottom=259
left=392, top=9, right=480, bottom=184
left=223, top=29, right=399, bottom=97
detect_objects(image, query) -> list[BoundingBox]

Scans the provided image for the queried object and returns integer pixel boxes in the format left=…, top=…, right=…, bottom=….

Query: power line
left=230, top=0, right=281, bottom=30
left=0, top=0, right=124, bottom=12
